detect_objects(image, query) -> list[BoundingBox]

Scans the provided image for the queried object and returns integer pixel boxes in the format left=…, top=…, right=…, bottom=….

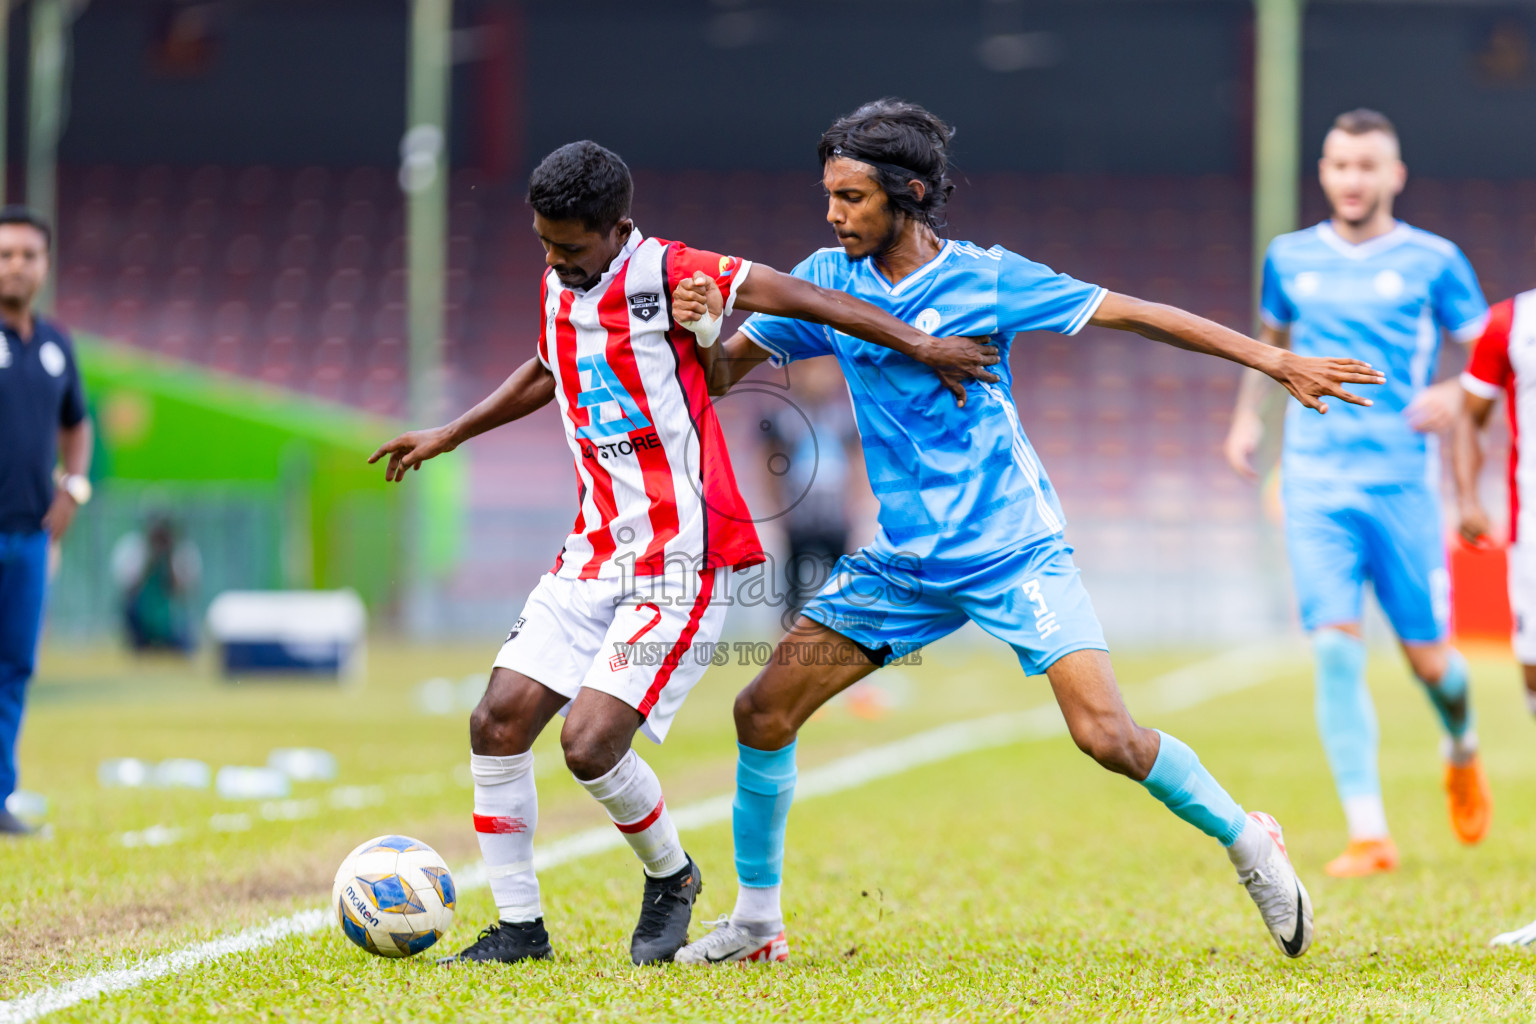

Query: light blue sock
left=1314, top=629, right=1380, bottom=800
left=1418, top=649, right=1472, bottom=740
left=734, top=741, right=797, bottom=888
left=1139, top=731, right=1248, bottom=846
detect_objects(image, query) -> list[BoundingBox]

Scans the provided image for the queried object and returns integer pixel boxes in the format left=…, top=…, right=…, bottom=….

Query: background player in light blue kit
left=1224, top=109, right=1491, bottom=878
left=668, top=99, right=1384, bottom=964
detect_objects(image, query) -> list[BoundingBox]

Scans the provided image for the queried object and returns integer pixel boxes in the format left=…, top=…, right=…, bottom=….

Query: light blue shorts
left=800, top=532, right=1108, bottom=675
left=1283, top=476, right=1449, bottom=643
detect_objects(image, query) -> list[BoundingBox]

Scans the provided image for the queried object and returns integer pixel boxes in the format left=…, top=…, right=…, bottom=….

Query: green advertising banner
left=70, top=335, right=464, bottom=621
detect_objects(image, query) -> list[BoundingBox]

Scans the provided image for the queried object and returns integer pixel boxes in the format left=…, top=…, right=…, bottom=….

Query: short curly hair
left=527, top=141, right=633, bottom=232
left=818, top=99, right=956, bottom=229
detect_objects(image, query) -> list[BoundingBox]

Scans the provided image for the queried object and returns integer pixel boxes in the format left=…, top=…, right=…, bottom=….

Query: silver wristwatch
left=57, top=472, right=92, bottom=505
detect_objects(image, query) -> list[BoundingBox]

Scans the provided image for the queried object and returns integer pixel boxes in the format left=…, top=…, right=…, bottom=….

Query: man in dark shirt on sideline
left=0, top=206, right=91, bottom=835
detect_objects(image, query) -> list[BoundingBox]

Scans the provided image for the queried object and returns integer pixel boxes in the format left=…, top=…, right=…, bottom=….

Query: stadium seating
left=54, top=166, right=1525, bottom=640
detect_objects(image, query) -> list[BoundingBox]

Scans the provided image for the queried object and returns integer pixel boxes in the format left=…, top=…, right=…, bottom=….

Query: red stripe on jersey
left=473, top=813, right=527, bottom=834
left=1514, top=404, right=1522, bottom=544
left=551, top=289, right=618, bottom=575
left=570, top=273, right=626, bottom=579
left=596, top=264, right=681, bottom=566
left=543, top=275, right=567, bottom=575
left=1470, top=299, right=1520, bottom=541
left=613, top=796, right=666, bottom=834
left=536, top=274, right=551, bottom=368
left=656, top=249, right=765, bottom=572
left=637, top=569, right=715, bottom=718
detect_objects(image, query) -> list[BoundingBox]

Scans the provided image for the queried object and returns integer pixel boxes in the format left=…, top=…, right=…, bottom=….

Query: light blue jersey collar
left=1314, top=220, right=1413, bottom=261
left=862, top=241, right=957, bottom=295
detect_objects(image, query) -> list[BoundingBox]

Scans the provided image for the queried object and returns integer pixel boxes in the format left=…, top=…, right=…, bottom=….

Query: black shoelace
left=635, top=876, right=689, bottom=937
left=465, top=922, right=533, bottom=954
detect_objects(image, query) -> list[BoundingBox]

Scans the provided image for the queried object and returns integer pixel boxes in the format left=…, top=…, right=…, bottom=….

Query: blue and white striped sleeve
left=740, top=252, right=837, bottom=365
left=740, top=314, right=833, bottom=367
left=1258, top=249, right=1295, bottom=330
left=996, top=249, right=1106, bottom=337
left=1433, top=244, right=1490, bottom=344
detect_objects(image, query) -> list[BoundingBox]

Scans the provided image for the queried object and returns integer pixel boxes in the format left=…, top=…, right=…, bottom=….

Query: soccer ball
left=331, top=835, right=456, bottom=957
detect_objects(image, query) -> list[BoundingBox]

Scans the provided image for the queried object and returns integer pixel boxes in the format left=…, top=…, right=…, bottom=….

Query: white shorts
left=1510, top=536, right=1536, bottom=664
left=492, top=567, right=729, bottom=743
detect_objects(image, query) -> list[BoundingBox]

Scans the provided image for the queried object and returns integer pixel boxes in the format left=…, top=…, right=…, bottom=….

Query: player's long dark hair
left=818, top=98, right=956, bottom=230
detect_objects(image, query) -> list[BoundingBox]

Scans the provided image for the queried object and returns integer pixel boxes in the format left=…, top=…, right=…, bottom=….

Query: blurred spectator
left=111, top=515, right=201, bottom=653
left=761, top=357, right=862, bottom=620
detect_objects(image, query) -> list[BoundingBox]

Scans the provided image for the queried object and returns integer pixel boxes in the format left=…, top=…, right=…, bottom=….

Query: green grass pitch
left=5, top=637, right=1536, bottom=1022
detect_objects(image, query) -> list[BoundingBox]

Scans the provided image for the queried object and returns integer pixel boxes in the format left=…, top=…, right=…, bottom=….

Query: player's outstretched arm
left=1451, top=388, right=1497, bottom=545
left=368, top=356, right=556, bottom=482
left=674, top=268, right=1001, bottom=405
left=1090, top=292, right=1384, bottom=415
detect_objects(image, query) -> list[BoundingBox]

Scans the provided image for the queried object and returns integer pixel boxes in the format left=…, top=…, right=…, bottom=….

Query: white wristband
left=683, top=310, right=722, bottom=349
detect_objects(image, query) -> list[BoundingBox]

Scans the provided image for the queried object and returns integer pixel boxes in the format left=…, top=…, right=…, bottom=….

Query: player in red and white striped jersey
left=370, top=141, right=998, bottom=967
left=1455, top=285, right=1536, bottom=948
left=1456, top=289, right=1536, bottom=694
left=537, top=230, right=760, bottom=581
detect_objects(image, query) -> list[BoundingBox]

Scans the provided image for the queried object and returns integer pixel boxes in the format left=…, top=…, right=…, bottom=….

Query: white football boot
left=1236, top=811, right=1314, bottom=958
left=1491, top=919, right=1536, bottom=948
left=674, top=915, right=789, bottom=965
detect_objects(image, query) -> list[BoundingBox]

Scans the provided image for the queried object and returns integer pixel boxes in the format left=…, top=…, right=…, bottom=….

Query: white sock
left=470, top=751, right=542, bottom=922
left=576, top=749, right=687, bottom=877
left=731, top=884, right=783, bottom=933
left=1225, top=817, right=1268, bottom=876
left=1442, top=730, right=1480, bottom=767
left=1342, top=793, right=1390, bottom=841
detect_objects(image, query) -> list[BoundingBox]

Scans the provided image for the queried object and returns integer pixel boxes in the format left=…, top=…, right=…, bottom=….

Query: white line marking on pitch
left=0, top=643, right=1298, bottom=1024
left=113, top=762, right=533, bottom=849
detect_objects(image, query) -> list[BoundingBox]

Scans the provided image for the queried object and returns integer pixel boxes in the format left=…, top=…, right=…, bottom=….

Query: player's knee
left=560, top=723, right=625, bottom=781
left=1405, top=645, right=1449, bottom=685
left=469, top=698, right=520, bottom=752
left=469, top=679, right=539, bottom=753
left=733, top=685, right=795, bottom=749
left=1071, top=712, right=1143, bottom=777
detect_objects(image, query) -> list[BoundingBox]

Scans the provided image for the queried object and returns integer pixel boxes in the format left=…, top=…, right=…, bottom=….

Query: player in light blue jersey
left=1224, top=109, right=1491, bottom=878
left=668, top=100, right=1383, bottom=965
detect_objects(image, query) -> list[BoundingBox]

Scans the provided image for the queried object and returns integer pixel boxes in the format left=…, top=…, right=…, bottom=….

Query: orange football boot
left=1324, top=837, right=1400, bottom=878
left=1445, top=753, right=1492, bottom=844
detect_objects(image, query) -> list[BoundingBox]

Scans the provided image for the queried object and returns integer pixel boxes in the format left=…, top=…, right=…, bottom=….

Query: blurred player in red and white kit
left=1454, top=290, right=1536, bottom=695
left=1453, top=281, right=1536, bottom=948
left=370, top=141, right=997, bottom=967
